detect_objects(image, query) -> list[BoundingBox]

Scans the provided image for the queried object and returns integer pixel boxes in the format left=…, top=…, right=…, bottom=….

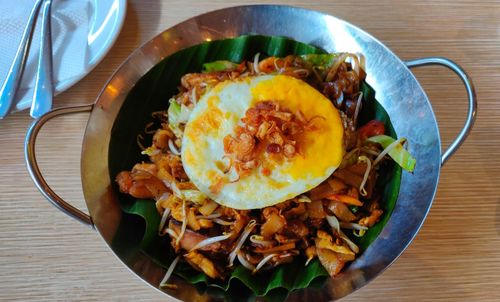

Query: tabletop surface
left=1, top=0, right=498, bottom=301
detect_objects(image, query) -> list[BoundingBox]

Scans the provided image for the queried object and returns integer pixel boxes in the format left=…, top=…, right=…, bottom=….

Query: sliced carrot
left=325, top=194, right=363, bottom=206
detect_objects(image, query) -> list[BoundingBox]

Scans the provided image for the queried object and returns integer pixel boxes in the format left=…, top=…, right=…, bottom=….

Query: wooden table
left=1, top=1, right=498, bottom=301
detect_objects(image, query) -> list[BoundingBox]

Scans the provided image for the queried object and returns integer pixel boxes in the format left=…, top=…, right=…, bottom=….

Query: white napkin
left=0, top=0, right=91, bottom=111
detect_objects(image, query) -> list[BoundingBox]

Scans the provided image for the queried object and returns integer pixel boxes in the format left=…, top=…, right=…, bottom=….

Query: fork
left=31, top=0, right=54, bottom=119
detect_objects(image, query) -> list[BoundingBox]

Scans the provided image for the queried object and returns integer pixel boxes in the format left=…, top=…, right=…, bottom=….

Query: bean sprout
left=175, top=200, right=187, bottom=246
left=228, top=220, right=257, bottom=267
left=353, top=92, right=363, bottom=127
left=237, top=252, right=256, bottom=271
left=253, top=254, right=277, bottom=274
left=189, top=233, right=231, bottom=252
left=159, top=255, right=181, bottom=288
left=250, top=235, right=274, bottom=247
left=195, top=213, right=222, bottom=220
left=158, top=208, right=171, bottom=234
left=168, top=139, right=181, bottom=155
left=213, top=218, right=233, bottom=226
left=253, top=53, right=261, bottom=74
left=339, top=222, right=369, bottom=231
left=358, top=156, right=372, bottom=196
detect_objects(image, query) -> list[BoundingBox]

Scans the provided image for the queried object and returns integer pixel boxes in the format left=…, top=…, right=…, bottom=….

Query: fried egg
left=181, top=75, right=344, bottom=209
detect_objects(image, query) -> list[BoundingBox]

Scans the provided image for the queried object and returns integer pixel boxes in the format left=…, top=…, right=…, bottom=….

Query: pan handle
left=405, top=57, right=477, bottom=166
left=25, top=104, right=94, bottom=227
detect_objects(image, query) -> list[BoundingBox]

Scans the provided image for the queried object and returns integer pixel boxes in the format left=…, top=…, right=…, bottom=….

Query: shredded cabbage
left=168, top=99, right=192, bottom=138
left=178, top=105, right=192, bottom=123
left=167, top=98, right=181, bottom=122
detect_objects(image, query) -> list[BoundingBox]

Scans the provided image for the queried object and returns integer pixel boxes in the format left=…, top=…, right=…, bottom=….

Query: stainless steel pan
left=25, top=5, right=476, bottom=301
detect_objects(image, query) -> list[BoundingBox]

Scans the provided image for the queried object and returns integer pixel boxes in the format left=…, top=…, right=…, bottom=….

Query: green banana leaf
left=108, top=35, right=402, bottom=301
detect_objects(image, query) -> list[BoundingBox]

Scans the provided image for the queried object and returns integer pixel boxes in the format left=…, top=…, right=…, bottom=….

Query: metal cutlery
left=0, top=0, right=53, bottom=119
left=31, top=0, right=53, bottom=118
left=0, top=0, right=44, bottom=118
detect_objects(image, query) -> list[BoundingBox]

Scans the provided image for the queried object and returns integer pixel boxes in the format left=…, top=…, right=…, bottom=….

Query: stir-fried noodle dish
left=116, top=52, right=416, bottom=288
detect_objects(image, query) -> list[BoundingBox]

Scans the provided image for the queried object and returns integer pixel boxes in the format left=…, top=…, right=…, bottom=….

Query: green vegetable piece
left=202, top=60, right=239, bottom=72
left=300, top=53, right=338, bottom=68
left=348, top=205, right=359, bottom=213
left=168, top=99, right=193, bottom=138
left=167, top=98, right=181, bottom=125
left=367, top=135, right=417, bottom=172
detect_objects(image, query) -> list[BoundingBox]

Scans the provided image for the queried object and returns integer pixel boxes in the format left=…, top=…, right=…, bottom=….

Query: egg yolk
left=250, top=75, right=344, bottom=180
left=222, top=100, right=324, bottom=184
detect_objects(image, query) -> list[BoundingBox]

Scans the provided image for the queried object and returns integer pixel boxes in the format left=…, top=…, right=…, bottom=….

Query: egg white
left=181, top=75, right=344, bottom=209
